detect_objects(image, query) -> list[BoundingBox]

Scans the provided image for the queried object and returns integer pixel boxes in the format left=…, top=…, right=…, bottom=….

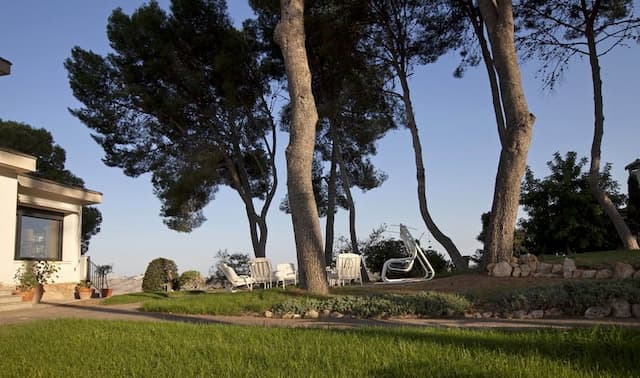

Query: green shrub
left=179, top=270, right=204, bottom=289
left=142, top=258, right=178, bottom=292
left=271, top=291, right=471, bottom=318
left=492, top=279, right=640, bottom=315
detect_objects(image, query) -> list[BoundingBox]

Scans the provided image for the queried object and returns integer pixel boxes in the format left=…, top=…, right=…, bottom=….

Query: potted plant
left=96, top=264, right=113, bottom=298
left=13, top=262, right=38, bottom=302
left=14, top=261, right=59, bottom=303
left=76, top=280, right=93, bottom=300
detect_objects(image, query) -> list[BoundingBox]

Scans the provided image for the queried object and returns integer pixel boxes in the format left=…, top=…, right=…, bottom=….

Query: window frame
left=15, top=207, right=64, bottom=261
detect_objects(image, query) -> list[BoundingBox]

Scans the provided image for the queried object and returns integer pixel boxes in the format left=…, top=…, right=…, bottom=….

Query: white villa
left=0, top=147, right=102, bottom=300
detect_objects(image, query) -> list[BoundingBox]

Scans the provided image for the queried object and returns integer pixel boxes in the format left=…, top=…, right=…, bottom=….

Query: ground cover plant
left=140, top=290, right=308, bottom=316
left=539, top=250, right=640, bottom=269
left=489, top=279, right=640, bottom=315
left=0, top=319, right=637, bottom=377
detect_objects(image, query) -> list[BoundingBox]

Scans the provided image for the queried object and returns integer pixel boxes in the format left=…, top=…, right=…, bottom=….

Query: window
left=16, top=207, right=63, bottom=260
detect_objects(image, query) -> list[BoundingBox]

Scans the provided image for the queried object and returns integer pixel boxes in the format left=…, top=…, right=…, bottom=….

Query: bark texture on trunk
left=583, top=6, right=639, bottom=250
left=275, top=0, right=329, bottom=294
left=397, top=73, right=468, bottom=270
left=478, top=0, right=536, bottom=265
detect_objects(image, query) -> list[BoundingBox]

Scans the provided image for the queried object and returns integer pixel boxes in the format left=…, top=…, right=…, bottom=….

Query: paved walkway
left=1, top=300, right=639, bottom=330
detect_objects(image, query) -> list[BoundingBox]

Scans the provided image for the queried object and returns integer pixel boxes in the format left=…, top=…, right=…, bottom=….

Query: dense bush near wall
left=271, top=292, right=471, bottom=318
left=492, top=279, right=640, bottom=315
left=142, top=258, right=179, bottom=292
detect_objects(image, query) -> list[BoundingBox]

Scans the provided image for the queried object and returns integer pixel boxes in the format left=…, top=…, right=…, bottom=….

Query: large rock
left=613, top=262, right=635, bottom=279
left=633, top=271, right=640, bottom=279
left=632, top=304, right=640, bottom=318
left=544, top=308, right=564, bottom=318
left=584, top=306, right=612, bottom=319
left=529, top=310, right=544, bottom=319
left=595, top=269, right=613, bottom=279
left=572, top=269, right=583, bottom=278
left=520, top=264, right=531, bottom=277
left=610, top=299, right=631, bottom=318
left=563, top=258, right=576, bottom=273
left=519, top=254, right=538, bottom=271
left=512, top=266, right=522, bottom=278
left=537, top=262, right=553, bottom=274
left=304, top=309, right=319, bottom=319
left=582, top=270, right=597, bottom=279
left=551, top=264, right=563, bottom=274
left=486, top=263, right=496, bottom=275
left=492, top=262, right=513, bottom=278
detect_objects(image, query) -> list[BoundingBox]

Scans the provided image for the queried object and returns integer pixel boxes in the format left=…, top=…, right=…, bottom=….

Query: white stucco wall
left=0, top=169, right=19, bottom=286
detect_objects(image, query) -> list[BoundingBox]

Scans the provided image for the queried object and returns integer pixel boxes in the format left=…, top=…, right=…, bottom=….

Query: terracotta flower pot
left=100, top=288, right=113, bottom=298
left=32, top=284, right=44, bottom=303
left=77, top=287, right=93, bottom=300
left=18, top=288, right=35, bottom=302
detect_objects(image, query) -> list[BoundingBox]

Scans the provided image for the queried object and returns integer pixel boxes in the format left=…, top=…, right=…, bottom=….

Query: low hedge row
left=491, top=279, right=640, bottom=315
left=271, top=292, right=472, bottom=318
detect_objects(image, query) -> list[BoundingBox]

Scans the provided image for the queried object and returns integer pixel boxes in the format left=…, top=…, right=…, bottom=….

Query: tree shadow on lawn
left=351, top=326, right=638, bottom=377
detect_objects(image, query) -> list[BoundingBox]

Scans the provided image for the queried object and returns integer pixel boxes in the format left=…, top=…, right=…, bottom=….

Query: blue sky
left=1, top=1, right=638, bottom=277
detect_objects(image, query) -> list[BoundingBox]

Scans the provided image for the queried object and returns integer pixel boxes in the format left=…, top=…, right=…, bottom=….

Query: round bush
left=142, top=257, right=178, bottom=292
left=179, top=270, right=204, bottom=290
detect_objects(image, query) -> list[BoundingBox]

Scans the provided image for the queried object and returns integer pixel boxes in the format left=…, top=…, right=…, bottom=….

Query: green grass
left=538, top=249, right=640, bottom=268
left=140, top=290, right=316, bottom=315
left=0, top=319, right=637, bottom=377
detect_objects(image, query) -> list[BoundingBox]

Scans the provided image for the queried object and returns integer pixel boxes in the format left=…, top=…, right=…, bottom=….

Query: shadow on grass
left=352, top=326, right=639, bottom=377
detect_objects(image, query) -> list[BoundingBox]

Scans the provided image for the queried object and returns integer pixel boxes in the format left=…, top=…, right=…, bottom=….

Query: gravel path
left=1, top=299, right=639, bottom=330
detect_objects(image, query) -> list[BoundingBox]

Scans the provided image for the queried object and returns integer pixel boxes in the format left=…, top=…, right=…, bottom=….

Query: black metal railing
left=86, top=257, right=107, bottom=290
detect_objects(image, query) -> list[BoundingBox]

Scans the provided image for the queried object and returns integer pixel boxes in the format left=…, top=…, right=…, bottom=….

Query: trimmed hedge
left=142, top=257, right=178, bottom=292
left=492, top=279, right=640, bottom=315
left=271, top=291, right=471, bottom=318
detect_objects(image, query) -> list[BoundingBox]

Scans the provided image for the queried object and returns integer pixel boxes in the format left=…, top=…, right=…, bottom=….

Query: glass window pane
left=17, top=211, right=62, bottom=260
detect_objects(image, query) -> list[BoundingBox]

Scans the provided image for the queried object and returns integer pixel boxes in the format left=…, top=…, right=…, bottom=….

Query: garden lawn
left=0, top=319, right=637, bottom=377
left=139, top=290, right=308, bottom=315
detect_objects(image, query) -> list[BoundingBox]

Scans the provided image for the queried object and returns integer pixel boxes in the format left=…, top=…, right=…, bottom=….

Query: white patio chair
left=274, top=263, right=297, bottom=289
left=381, top=224, right=435, bottom=283
left=219, top=263, right=254, bottom=292
left=250, top=257, right=273, bottom=289
left=336, top=253, right=363, bottom=286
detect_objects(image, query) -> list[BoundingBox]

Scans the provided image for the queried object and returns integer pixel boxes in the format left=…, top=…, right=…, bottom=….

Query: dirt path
left=1, top=299, right=638, bottom=330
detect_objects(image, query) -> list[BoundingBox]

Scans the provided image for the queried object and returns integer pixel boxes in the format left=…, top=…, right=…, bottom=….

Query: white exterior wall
left=0, top=169, right=19, bottom=286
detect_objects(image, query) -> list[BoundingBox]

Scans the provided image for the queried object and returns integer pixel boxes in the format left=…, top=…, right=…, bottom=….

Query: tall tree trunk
left=324, top=141, right=338, bottom=266
left=397, top=72, right=468, bottom=270
left=478, top=0, right=536, bottom=265
left=583, top=8, right=639, bottom=250
left=275, top=0, right=329, bottom=294
left=331, top=124, right=369, bottom=282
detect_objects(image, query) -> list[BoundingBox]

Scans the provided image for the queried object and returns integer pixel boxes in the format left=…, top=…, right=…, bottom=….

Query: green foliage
left=0, top=119, right=102, bottom=254
left=538, top=249, right=640, bottom=269
left=516, top=0, right=639, bottom=89
left=209, top=249, right=250, bottom=282
left=14, top=261, right=60, bottom=290
left=141, top=290, right=294, bottom=315
left=1, top=320, right=638, bottom=377
left=272, top=292, right=471, bottom=318
left=493, top=279, right=640, bottom=315
left=65, top=0, right=277, bottom=243
left=178, top=270, right=204, bottom=289
left=627, top=171, right=640, bottom=236
left=142, top=258, right=178, bottom=292
left=520, top=151, right=625, bottom=254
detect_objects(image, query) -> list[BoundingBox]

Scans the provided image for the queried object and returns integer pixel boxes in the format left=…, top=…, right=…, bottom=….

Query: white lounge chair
left=336, top=253, right=363, bottom=286
left=381, top=224, right=435, bottom=283
left=219, top=263, right=254, bottom=292
left=250, top=257, right=273, bottom=289
left=274, top=263, right=297, bottom=289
